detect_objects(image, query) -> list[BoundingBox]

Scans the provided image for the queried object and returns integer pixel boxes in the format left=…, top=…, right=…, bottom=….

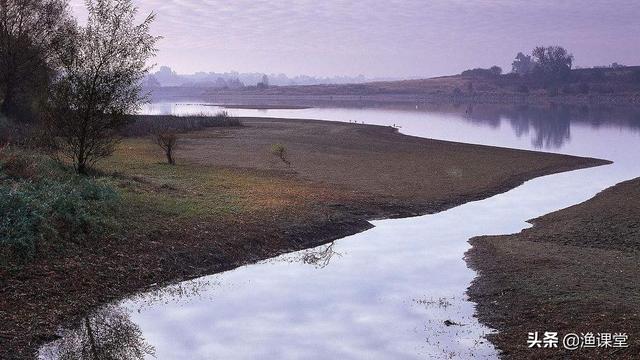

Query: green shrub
left=270, top=143, right=290, bottom=166
left=0, top=151, right=120, bottom=265
left=0, top=185, right=48, bottom=262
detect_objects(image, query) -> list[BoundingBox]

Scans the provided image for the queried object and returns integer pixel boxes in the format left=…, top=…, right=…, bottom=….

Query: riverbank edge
left=465, top=177, right=640, bottom=359
left=4, top=126, right=610, bottom=359
left=151, top=90, right=640, bottom=106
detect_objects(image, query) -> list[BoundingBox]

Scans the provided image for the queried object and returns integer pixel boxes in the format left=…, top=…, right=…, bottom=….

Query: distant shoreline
left=205, top=103, right=312, bottom=110
left=148, top=66, right=640, bottom=106
left=149, top=88, right=640, bottom=106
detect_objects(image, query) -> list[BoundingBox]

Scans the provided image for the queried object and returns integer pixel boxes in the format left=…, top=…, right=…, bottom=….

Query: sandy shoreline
left=0, top=117, right=608, bottom=359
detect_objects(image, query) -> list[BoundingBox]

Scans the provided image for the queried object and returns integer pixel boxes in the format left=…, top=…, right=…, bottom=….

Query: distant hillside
left=148, top=66, right=640, bottom=105
left=193, top=66, right=639, bottom=105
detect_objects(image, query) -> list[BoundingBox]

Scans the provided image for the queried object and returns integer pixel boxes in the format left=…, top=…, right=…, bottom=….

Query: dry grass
left=98, top=137, right=351, bottom=222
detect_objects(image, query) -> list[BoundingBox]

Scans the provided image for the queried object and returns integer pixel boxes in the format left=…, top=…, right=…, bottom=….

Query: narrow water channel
left=39, top=103, right=640, bottom=359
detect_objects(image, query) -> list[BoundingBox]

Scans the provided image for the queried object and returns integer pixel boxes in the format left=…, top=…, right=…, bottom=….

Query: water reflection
left=300, top=242, right=341, bottom=268
left=39, top=306, right=155, bottom=360
left=141, top=101, right=640, bottom=151
left=274, top=241, right=342, bottom=269
left=464, top=105, right=572, bottom=148
left=461, top=104, right=640, bottom=149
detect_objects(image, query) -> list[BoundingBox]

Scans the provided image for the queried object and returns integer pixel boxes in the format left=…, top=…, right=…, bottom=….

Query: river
left=39, top=102, right=640, bottom=359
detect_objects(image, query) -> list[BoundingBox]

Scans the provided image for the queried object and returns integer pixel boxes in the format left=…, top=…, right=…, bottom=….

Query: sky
left=69, top=0, right=640, bottom=79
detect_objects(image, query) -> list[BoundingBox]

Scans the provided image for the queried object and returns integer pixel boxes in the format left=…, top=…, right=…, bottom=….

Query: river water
left=39, top=102, right=640, bottom=359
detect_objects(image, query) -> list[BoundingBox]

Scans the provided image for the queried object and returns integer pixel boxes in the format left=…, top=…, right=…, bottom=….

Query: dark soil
left=467, top=177, right=640, bottom=359
left=0, top=117, right=608, bottom=359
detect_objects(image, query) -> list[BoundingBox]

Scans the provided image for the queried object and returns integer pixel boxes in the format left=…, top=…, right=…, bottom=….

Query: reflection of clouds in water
left=92, top=210, right=501, bottom=359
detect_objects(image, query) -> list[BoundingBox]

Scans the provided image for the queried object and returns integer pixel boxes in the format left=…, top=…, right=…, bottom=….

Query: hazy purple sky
left=70, top=0, right=640, bottom=78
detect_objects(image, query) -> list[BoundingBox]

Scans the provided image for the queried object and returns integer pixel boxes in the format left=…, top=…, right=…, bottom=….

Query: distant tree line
left=147, top=65, right=375, bottom=88
left=461, top=45, right=640, bottom=95
left=461, top=66, right=502, bottom=78
left=461, top=46, right=574, bottom=84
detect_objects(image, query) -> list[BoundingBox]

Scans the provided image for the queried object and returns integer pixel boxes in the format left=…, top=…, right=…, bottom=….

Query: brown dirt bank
left=180, top=117, right=610, bottom=214
left=467, top=178, right=640, bottom=359
left=1, top=117, right=608, bottom=359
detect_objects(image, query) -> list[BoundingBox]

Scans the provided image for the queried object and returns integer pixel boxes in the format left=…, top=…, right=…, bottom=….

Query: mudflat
left=467, top=177, right=640, bottom=359
left=181, top=117, right=608, bottom=215
left=0, top=117, right=607, bottom=358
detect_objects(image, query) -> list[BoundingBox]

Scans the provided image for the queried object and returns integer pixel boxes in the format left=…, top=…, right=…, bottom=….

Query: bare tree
left=152, top=128, right=178, bottom=165
left=47, top=0, right=159, bottom=174
left=0, top=0, right=74, bottom=118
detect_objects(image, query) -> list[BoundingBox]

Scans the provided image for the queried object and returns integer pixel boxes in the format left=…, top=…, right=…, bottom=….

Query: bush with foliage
left=270, top=143, right=290, bottom=166
left=0, top=151, right=119, bottom=265
left=461, top=66, right=502, bottom=77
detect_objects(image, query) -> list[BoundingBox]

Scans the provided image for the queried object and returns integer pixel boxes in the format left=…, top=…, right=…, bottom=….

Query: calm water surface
left=40, top=102, right=640, bottom=359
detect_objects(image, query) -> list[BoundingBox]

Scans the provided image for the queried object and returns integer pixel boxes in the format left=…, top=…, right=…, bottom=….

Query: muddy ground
left=467, top=177, right=640, bottom=359
left=180, top=117, right=607, bottom=212
left=0, top=117, right=607, bottom=359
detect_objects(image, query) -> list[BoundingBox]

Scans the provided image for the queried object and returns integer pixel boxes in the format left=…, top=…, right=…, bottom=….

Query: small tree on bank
left=271, top=143, right=290, bottom=166
left=47, top=0, right=159, bottom=174
left=152, top=128, right=178, bottom=165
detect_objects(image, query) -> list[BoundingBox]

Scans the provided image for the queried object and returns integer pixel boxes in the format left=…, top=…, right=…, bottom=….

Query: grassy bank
left=0, top=151, right=120, bottom=265
left=466, top=178, right=640, bottom=359
left=1, top=117, right=609, bottom=358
